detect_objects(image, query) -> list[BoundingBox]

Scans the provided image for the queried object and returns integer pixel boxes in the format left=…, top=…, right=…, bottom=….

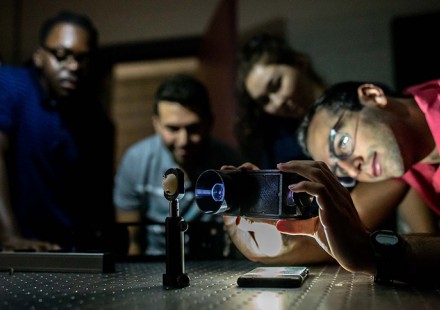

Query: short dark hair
left=153, top=74, right=213, bottom=121
left=297, top=81, right=398, bottom=156
left=39, top=10, right=98, bottom=50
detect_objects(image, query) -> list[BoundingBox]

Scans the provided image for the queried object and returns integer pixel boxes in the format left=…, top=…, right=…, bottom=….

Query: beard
left=364, top=109, right=405, bottom=179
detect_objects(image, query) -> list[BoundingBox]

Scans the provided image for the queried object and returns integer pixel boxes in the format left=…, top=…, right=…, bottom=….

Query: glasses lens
left=332, top=164, right=355, bottom=188
left=45, top=46, right=90, bottom=64
left=333, top=132, right=354, bottom=158
left=48, top=48, right=68, bottom=62
left=338, top=176, right=356, bottom=188
left=333, top=164, right=349, bottom=177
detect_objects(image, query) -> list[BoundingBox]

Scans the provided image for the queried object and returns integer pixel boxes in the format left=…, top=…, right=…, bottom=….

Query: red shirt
left=401, top=79, right=440, bottom=214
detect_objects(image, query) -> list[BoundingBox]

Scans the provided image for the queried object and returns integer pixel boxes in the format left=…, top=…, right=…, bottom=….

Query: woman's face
left=245, top=63, right=315, bottom=119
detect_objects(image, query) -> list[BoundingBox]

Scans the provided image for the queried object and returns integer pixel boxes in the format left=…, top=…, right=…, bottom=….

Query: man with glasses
left=0, top=11, right=115, bottom=252
left=302, top=82, right=440, bottom=234
left=258, top=79, right=440, bottom=284
left=297, top=81, right=439, bottom=216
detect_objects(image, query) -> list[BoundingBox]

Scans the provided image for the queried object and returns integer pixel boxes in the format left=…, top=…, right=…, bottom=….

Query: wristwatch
left=370, top=230, right=408, bottom=284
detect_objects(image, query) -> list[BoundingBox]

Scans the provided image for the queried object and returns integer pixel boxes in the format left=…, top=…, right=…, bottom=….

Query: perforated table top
left=1, top=259, right=439, bottom=309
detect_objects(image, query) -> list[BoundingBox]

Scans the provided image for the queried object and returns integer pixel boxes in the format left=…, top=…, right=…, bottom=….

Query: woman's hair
left=235, top=33, right=323, bottom=163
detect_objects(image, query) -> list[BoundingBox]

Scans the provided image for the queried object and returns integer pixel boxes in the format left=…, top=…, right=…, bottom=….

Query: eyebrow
left=331, top=111, right=346, bottom=131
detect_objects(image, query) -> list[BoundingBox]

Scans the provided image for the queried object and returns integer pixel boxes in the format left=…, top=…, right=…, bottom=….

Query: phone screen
left=237, top=266, right=309, bottom=288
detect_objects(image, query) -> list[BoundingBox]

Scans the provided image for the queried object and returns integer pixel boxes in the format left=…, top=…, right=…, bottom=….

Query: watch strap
left=370, top=230, right=409, bottom=284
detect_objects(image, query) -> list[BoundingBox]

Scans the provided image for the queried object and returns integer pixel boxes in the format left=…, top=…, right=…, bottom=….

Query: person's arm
left=113, top=148, right=145, bottom=256
left=0, top=132, right=60, bottom=251
left=276, top=160, right=440, bottom=284
left=224, top=215, right=333, bottom=265
left=401, top=234, right=440, bottom=284
left=351, top=180, right=408, bottom=231
left=397, top=187, right=438, bottom=233
left=351, top=180, right=437, bottom=234
left=221, top=162, right=333, bottom=265
left=0, top=132, right=19, bottom=241
left=116, top=209, right=143, bottom=256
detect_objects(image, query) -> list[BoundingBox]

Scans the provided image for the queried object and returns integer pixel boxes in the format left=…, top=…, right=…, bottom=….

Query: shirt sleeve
left=113, top=145, right=145, bottom=211
left=0, top=69, right=16, bottom=134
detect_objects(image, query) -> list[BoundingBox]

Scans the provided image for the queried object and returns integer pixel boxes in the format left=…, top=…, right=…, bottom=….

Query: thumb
left=276, top=217, right=319, bottom=236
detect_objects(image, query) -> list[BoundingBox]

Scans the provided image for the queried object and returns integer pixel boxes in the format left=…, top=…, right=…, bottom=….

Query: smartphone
left=237, top=266, right=309, bottom=288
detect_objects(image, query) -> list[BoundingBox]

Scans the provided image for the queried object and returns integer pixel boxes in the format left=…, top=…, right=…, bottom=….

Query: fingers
left=220, top=162, right=260, bottom=171
left=277, top=160, right=353, bottom=210
left=2, top=238, right=62, bottom=252
left=223, top=215, right=237, bottom=226
left=238, top=162, right=260, bottom=171
left=220, top=165, right=239, bottom=171
left=276, top=217, right=319, bottom=236
left=236, top=217, right=278, bottom=231
left=277, top=160, right=336, bottom=184
left=236, top=217, right=283, bottom=257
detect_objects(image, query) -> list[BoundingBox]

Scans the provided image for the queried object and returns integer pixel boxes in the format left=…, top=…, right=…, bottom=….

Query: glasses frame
left=42, top=45, right=91, bottom=66
left=328, top=111, right=360, bottom=187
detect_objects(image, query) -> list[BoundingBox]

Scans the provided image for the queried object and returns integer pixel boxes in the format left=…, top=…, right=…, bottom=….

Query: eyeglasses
left=328, top=111, right=360, bottom=187
left=42, top=46, right=91, bottom=65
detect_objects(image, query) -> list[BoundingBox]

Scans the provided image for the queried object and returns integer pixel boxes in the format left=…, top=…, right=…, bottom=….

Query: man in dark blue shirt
left=0, top=11, right=115, bottom=252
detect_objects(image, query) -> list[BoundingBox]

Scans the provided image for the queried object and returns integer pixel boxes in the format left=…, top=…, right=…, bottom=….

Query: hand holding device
left=195, top=169, right=318, bottom=219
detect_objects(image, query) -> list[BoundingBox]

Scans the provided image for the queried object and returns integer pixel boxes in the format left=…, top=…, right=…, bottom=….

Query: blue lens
left=211, top=183, right=225, bottom=202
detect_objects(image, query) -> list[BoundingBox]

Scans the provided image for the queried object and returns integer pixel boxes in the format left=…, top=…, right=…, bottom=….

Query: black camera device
left=195, top=170, right=318, bottom=219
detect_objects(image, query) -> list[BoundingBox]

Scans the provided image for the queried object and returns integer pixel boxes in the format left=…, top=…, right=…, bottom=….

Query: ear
left=357, top=84, right=388, bottom=108
left=33, top=48, right=44, bottom=68
left=152, top=115, right=161, bottom=133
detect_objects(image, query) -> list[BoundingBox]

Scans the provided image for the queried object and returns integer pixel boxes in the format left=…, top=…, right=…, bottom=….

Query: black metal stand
left=162, top=168, right=190, bottom=288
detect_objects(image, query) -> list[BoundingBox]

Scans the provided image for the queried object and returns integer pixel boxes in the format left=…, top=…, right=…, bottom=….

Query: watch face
left=376, top=233, right=399, bottom=246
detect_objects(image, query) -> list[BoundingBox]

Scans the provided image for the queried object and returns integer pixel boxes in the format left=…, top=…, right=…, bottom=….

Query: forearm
left=352, top=180, right=408, bottom=230
left=402, top=234, right=440, bottom=284
left=116, top=209, right=142, bottom=255
left=260, top=235, right=334, bottom=266
left=397, top=188, right=438, bottom=233
left=0, top=132, right=22, bottom=240
left=225, top=219, right=333, bottom=265
left=0, top=201, right=22, bottom=241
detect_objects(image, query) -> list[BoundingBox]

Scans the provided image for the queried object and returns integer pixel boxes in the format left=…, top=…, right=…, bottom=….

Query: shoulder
left=131, top=135, right=163, bottom=150
left=0, top=66, right=37, bottom=101
left=121, top=135, right=163, bottom=161
left=404, top=79, right=440, bottom=97
left=404, top=79, right=440, bottom=111
left=0, top=66, right=33, bottom=86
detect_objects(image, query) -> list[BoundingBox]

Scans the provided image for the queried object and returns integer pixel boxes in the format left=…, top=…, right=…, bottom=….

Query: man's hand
left=224, top=215, right=283, bottom=260
left=1, top=235, right=61, bottom=251
left=224, top=214, right=332, bottom=265
left=275, top=160, right=376, bottom=274
left=222, top=163, right=283, bottom=260
left=221, top=161, right=332, bottom=265
left=220, top=162, right=260, bottom=171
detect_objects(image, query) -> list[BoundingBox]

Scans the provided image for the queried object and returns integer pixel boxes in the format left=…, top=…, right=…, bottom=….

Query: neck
left=421, top=146, right=440, bottom=164
left=395, top=98, right=436, bottom=166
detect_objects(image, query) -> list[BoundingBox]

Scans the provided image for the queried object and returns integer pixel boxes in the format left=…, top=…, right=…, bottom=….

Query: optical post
left=162, top=168, right=190, bottom=288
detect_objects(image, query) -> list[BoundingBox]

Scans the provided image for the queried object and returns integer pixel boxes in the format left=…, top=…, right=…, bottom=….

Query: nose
left=64, top=56, right=80, bottom=71
left=176, top=128, right=189, bottom=146
left=269, top=92, right=286, bottom=109
left=337, top=157, right=363, bottom=179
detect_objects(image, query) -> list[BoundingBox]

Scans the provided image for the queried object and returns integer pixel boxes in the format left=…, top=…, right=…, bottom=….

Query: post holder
left=162, top=168, right=190, bottom=288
